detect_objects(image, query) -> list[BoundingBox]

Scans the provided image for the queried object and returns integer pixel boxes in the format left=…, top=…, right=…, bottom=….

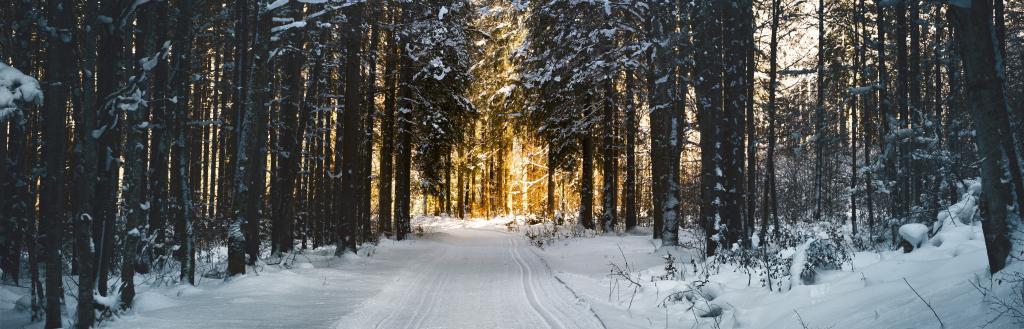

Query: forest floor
left=0, top=213, right=1015, bottom=328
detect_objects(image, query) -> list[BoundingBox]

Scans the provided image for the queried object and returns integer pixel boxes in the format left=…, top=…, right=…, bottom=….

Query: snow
left=899, top=223, right=930, bottom=248
left=272, top=21, right=307, bottom=33
left=789, top=239, right=815, bottom=287
left=0, top=62, right=43, bottom=122
left=536, top=226, right=1001, bottom=328
left=266, top=0, right=288, bottom=11
left=0, top=212, right=1009, bottom=328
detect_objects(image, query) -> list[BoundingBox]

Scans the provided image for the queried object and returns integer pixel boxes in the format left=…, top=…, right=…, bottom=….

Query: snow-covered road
left=335, top=228, right=605, bottom=329
left=101, top=223, right=604, bottom=329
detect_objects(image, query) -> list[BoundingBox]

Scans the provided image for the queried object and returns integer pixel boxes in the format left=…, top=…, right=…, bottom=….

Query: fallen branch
left=904, top=277, right=944, bottom=328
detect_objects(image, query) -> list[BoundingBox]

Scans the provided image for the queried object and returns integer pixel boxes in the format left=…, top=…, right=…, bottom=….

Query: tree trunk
left=147, top=0, right=171, bottom=268
left=813, top=0, right=825, bottom=223
left=379, top=10, right=398, bottom=235
left=394, top=15, right=414, bottom=239
left=171, top=0, right=196, bottom=285
left=362, top=6, right=380, bottom=241
left=72, top=0, right=100, bottom=325
left=743, top=0, right=757, bottom=246
left=337, top=3, right=364, bottom=255
left=94, top=0, right=128, bottom=298
left=949, top=0, right=1017, bottom=273
left=873, top=0, right=890, bottom=241
left=649, top=0, right=677, bottom=243
left=228, top=0, right=252, bottom=277
left=42, top=0, right=74, bottom=324
left=694, top=0, right=724, bottom=254
left=601, top=77, right=617, bottom=233
left=580, top=114, right=595, bottom=230
left=624, top=70, right=638, bottom=231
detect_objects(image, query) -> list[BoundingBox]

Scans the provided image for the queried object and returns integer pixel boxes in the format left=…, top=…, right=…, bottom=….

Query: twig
left=795, top=310, right=811, bottom=329
left=904, top=278, right=945, bottom=328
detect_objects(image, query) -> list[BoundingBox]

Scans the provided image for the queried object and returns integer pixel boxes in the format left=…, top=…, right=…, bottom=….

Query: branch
left=904, top=278, right=944, bottom=328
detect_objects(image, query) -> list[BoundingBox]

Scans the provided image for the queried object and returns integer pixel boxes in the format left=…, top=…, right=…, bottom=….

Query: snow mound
left=898, top=223, right=929, bottom=249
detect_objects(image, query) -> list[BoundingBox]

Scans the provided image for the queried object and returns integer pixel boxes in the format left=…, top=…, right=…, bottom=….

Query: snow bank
left=0, top=62, right=43, bottom=122
left=537, top=219, right=997, bottom=329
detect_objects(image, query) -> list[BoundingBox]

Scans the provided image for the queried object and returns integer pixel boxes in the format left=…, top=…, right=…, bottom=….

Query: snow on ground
left=529, top=188, right=1015, bottom=329
left=336, top=216, right=604, bottom=329
left=0, top=211, right=1015, bottom=328
left=536, top=225, right=1003, bottom=328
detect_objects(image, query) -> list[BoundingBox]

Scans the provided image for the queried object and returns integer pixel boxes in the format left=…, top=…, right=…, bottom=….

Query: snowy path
left=336, top=228, right=605, bottom=329
left=100, top=224, right=603, bottom=329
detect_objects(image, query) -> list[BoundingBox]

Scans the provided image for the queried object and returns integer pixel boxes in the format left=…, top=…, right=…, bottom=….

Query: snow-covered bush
left=793, top=237, right=850, bottom=285
left=710, top=223, right=851, bottom=290
left=523, top=222, right=595, bottom=248
left=654, top=253, right=680, bottom=281
left=779, top=224, right=852, bottom=286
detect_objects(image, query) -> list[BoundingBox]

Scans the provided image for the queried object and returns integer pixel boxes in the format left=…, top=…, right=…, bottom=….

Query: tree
left=337, top=2, right=364, bottom=255
left=171, top=0, right=197, bottom=285
left=228, top=0, right=253, bottom=277
left=271, top=0, right=307, bottom=255
left=623, top=70, right=638, bottom=232
left=693, top=0, right=725, bottom=254
left=948, top=0, right=1020, bottom=273
left=378, top=5, right=398, bottom=236
left=650, top=0, right=681, bottom=245
left=72, top=0, right=100, bottom=325
left=41, top=0, right=75, bottom=324
left=763, top=0, right=782, bottom=241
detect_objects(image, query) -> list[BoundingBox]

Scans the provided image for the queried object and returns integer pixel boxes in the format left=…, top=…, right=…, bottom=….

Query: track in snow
left=337, top=228, right=604, bottom=329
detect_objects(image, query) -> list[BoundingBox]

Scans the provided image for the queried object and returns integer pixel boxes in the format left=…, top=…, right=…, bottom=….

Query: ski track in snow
left=334, top=227, right=604, bottom=329
left=94, top=224, right=601, bottom=329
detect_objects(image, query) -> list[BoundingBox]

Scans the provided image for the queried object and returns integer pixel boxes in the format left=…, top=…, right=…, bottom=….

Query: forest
left=1, top=0, right=1022, bottom=328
